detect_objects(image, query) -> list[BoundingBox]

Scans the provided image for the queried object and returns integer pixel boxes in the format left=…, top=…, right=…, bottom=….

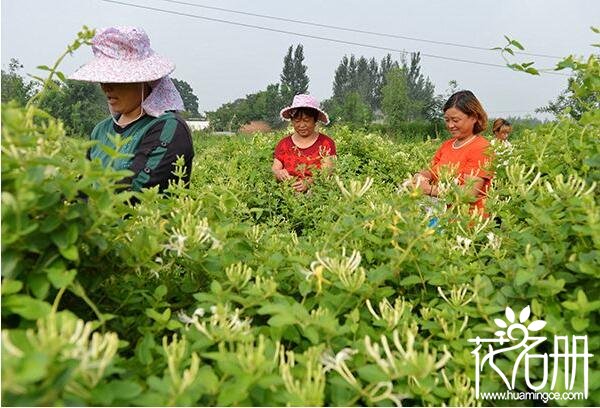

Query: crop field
left=2, top=98, right=599, bottom=406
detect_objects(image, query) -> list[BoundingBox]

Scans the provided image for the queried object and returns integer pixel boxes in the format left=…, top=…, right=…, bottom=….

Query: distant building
left=186, top=120, right=210, bottom=131
left=239, top=120, right=272, bottom=134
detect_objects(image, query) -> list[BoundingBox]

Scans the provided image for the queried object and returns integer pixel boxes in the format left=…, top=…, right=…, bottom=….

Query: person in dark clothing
left=70, top=26, right=194, bottom=192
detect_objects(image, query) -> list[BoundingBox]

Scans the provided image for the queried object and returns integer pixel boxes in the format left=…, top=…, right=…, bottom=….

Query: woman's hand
left=415, top=174, right=431, bottom=192
left=272, top=158, right=293, bottom=182
left=292, top=178, right=312, bottom=192
left=273, top=168, right=293, bottom=181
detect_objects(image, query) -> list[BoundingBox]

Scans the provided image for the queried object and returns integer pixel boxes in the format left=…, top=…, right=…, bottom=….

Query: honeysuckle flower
left=366, top=297, right=411, bottom=329
left=335, top=175, right=374, bottom=199
left=321, top=348, right=358, bottom=385
left=486, top=232, right=502, bottom=250
left=452, top=235, right=472, bottom=254
left=177, top=310, right=196, bottom=325
left=437, top=284, right=476, bottom=307
left=164, top=229, right=187, bottom=257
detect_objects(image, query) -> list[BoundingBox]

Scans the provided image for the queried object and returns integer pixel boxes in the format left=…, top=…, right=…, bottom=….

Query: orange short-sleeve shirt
left=430, top=135, right=493, bottom=212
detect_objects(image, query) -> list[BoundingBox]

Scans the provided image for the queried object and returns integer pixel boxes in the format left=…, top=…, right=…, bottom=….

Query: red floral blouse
left=274, top=133, right=337, bottom=178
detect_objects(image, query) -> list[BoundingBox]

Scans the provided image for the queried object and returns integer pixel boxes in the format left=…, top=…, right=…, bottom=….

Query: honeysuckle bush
left=2, top=42, right=600, bottom=407
left=3, top=100, right=599, bottom=406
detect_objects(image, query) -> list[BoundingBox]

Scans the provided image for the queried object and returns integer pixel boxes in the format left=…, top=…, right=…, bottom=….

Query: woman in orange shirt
left=412, top=90, right=492, bottom=213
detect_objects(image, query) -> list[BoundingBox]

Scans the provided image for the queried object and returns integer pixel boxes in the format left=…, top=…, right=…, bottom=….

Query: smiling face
left=100, top=82, right=144, bottom=115
left=291, top=111, right=317, bottom=138
left=444, top=107, right=478, bottom=139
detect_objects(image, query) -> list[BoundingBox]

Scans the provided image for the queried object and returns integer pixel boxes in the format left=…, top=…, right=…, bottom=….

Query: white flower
left=452, top=235, right=472, bottom=254
left=177, top=310, right=196, bottom=325
left=164, top=229, right=188, bottom=257
left=486, top=232, right=502, bottom=250
left=320, top=348, right=358, bottom=385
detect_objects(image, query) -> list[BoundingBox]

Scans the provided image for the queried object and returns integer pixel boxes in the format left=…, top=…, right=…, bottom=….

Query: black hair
left=291, top=107, right=319, bottom=122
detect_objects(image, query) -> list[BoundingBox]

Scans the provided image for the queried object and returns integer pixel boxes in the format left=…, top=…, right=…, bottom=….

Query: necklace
left=452, top=135, right=477, bottom=149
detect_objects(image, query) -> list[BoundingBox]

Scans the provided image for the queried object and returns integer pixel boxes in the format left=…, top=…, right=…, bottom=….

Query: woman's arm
left=422, top=175, right=484, bottom=198
left=462, top=175, right=486, bottom=201
left=321, top=155, right=335, bottom=169
left=272, top=158, right=292, bottom=181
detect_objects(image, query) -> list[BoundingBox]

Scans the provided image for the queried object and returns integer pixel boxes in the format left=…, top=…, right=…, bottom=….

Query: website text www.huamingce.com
left=480, top=390, right=585, bottom=403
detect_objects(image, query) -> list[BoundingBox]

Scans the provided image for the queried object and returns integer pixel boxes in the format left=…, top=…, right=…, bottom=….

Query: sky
left=2, top=0, right=599, bottom=119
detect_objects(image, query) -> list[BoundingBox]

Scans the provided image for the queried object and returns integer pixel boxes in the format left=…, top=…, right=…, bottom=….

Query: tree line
left=2, top=45, right=590, bottom=136
left=206, top=46, right=446, bottom=133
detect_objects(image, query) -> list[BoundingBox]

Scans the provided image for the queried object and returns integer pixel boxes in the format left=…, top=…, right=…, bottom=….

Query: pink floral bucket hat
left=70, top=26, right=183, bottom=117
left=280, top=94, right=329, bottom=125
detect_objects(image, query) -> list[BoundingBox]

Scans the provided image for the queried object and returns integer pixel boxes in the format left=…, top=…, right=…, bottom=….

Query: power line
left=154, top=0, right=563, bottom=60
left=100, top=0, right=569, bottom=76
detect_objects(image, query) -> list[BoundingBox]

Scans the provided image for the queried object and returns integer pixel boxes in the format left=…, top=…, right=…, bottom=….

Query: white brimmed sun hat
left=280, top=94, right=329, bottom=125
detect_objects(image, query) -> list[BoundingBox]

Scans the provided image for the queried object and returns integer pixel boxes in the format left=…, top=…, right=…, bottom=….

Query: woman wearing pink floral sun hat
left=273, top=94, right=337, bottom=192
left=70, top=26, right=194, bottom=193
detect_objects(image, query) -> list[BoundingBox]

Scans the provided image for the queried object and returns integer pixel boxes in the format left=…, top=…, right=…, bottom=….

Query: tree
left=39, top=80, right=107, bottom=137
left=207, top=83, right=287, bottom=131
left=332, top=56, right=350, bottom=102
left=403, top=53, right=436, bottom=120
left=537, top=70, right=599, bottom=120
left=381, top=68, right=411, bottom=129
left=330, top=53, right=397, bottom=116
left=172, top=78, right=200, bottom=118
left=280, top=44, right=309, bottom=102
left=1, top=58, right=35, bottom=105
left=324, top=92, right=373, bottom=128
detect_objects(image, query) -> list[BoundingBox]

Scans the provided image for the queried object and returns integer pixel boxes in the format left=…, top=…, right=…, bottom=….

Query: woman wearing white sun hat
left=273, top=94, right=336, bottom=192
left=70, top=26, right=194, bottom=192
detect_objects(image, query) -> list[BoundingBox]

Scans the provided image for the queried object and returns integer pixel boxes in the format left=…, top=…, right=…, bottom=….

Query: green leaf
left=197, top=366, right=219, bottom=394
left=1, top=279, right=23, bottom=295
left=400, top=275, right=421, bottom=286
left=571, top=316, right=589, bottom=332
left=3, top=295, right=51, bottom=319
left=91, top=380, right=143, bottom=405
left=14, top=351, right=50, bottom=383
left=210, top=280, right=222, bottom=294
left=47, top=267, right=77, bottom=289
left=66, top=223, right=79, bottom=244
left=217, top=378, right=250, bottom=406
left=51, top=227, right=70, bottom=249
left=154, top=284, right=168, bottom=300
left=268, top=314, right=297, bottom=328
left=562, top=301, right=579, bottom=311
left=28, top=273, right=50, bottom=299
left=145, top=308, right=171, bottom=324
left=515, top=269, right=532, bottom=286
left=358, top=364, right=388, bottom=383
left=59, top=245, right=79, bottom=262
left=135, top=333, right=155, bottom=365
left=510, top=39, right=525, bottom=50
left=1, top=250, right=20, bottom=278
left=576, top=289, right=588, bottom=306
